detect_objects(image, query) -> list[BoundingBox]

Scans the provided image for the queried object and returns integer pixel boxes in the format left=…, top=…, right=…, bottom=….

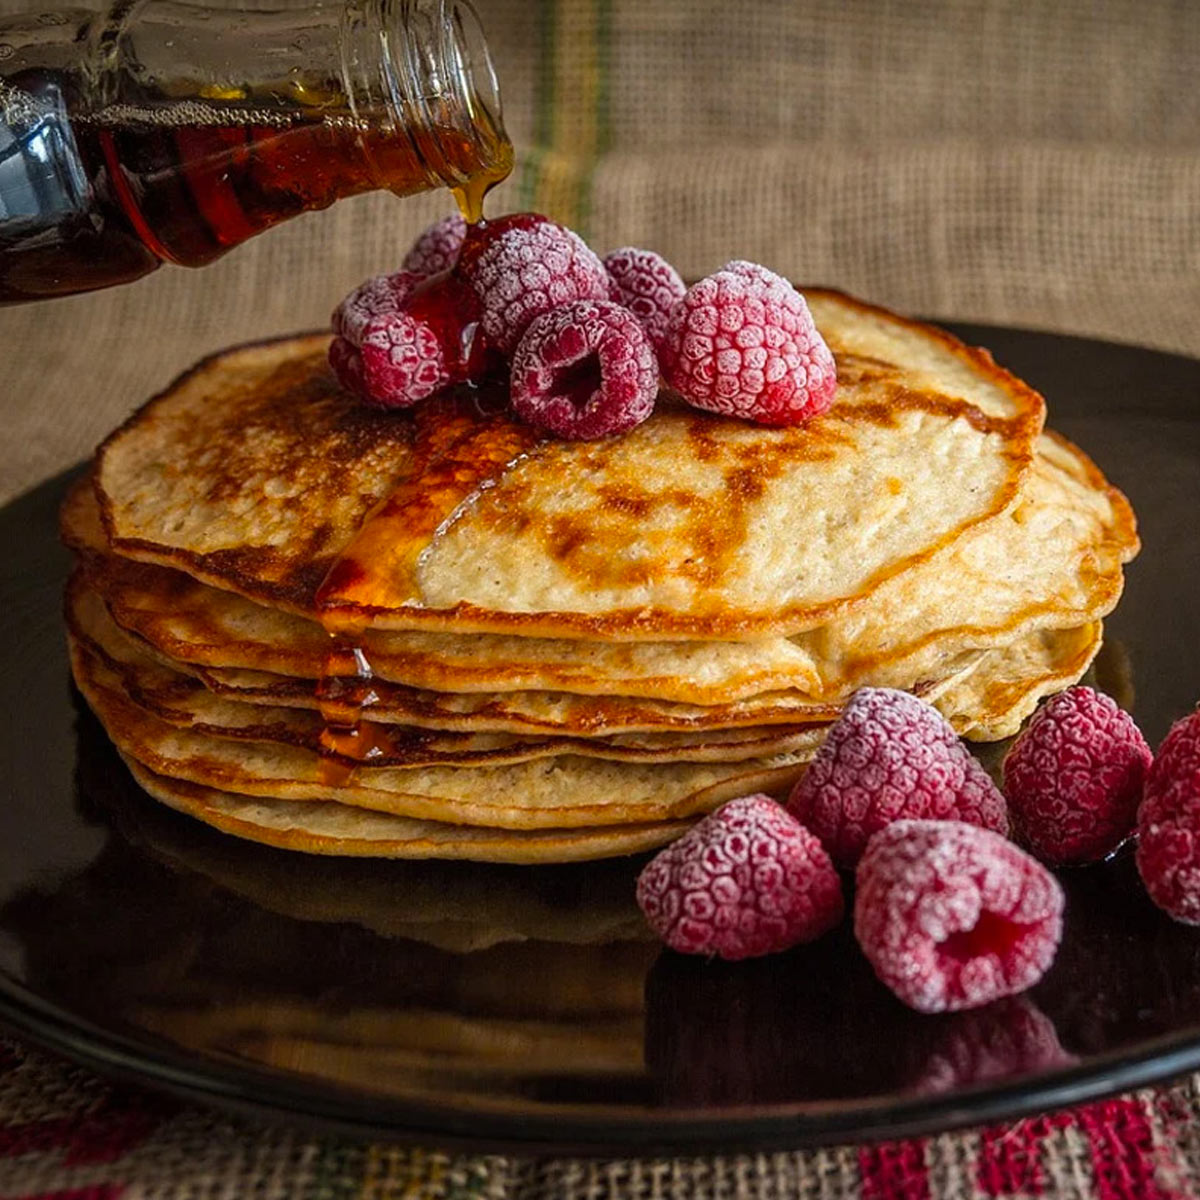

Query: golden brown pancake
left=124, top=761, right=692, bottom=863
left=72, top=430, right=1135, bottom=708
left=68, top=580, right=830, bottom=766
left=73, top=640, right=813, bottom=830
left=62, top=288, right=1140, bottom=863
left=93, top=291, right=1045, bottom=639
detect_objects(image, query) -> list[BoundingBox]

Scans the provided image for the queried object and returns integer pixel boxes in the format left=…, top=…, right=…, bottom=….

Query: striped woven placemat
left=0, top=1036, right=1198, bottom=1199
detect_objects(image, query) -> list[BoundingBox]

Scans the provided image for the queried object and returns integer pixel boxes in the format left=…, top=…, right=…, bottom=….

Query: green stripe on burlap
left=305, top=1139, right=371, bottom=1200
left=516, top=0, right=612, bottom=238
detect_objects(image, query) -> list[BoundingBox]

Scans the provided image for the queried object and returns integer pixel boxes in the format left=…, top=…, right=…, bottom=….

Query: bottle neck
left=0, top=0, right=512, bottom=301
left=80, top=0, right=511, bottom=216
left=340, top=0, right=511, bottom=221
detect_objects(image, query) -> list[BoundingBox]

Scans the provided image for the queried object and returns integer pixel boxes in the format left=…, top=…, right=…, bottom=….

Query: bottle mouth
left=342, top=0, right=512, bottom=199
left=441, top=0, right=505, bottom=159
left=393, top=0, right=511, bottom=188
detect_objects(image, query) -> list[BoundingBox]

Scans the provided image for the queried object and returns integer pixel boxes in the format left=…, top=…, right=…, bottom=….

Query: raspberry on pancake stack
left=59, top=215, right=1139, bottom=863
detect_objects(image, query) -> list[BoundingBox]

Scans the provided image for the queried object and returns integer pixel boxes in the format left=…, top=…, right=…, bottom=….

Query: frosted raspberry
left=329, top=271, right=497, bottom=407
left=458, top=212, right=611, bottom=353
left=636, top=795, right=844, bottom=961
left=402, top=213, right=467, bottom=278
left=328, top=336, right=370, bottom=402
left=510, top=300, right=657, bottom=440
left=353, top=310, right=449, bottom=407
left=1137, top=710, right=1200, bottom=924
left=1003, top=686, right=1151, bottom=865
left=855, top=820, right=1065, bottom=1014
left=787, top=687, right=1009, bottom=869
left=722, top=260, right=779, bottom=286
left=660, top=263, right=837, bottom=425
left=603, top=247, right=686, bottom=352
left=330, top=270, right=420, bottom=344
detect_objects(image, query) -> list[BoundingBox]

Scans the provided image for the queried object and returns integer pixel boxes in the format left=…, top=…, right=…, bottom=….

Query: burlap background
left=1, top=3, right=1199, bottom=1197
left=1, top=0, right=1198, bottom=504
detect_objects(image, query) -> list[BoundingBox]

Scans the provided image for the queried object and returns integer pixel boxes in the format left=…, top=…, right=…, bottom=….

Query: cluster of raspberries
left=328, top=212, right=837, bottom=439
left=639, top=683, right=1200, bottom=1015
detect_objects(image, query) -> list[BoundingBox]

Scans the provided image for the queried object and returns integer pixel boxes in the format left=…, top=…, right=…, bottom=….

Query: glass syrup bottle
left=0, top=0, right=511, bottom=302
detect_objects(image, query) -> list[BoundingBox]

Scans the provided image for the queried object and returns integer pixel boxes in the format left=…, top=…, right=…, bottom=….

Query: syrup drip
left=315, top=640, right=385, bottom=787
left=312, top=399, right=541, bottom=779
left=315, top=388, right=542, bottom=629
left=449, top=139, right=513, bottom=224
left=312, top=152, right=519, bottom=780
left=313, top=396, right=539, bottom=780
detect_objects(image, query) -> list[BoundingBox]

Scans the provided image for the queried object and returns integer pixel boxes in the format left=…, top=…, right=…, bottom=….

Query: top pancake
left=95, top=290, right=1045, bottom=640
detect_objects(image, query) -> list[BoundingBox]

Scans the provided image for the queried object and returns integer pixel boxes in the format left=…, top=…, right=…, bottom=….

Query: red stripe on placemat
left=976, top=1111, right=1074, bottom=1195
left=7, top=1188, right=124, bottom=1200
left=0, top=1117, right=79, bottom=1159
left=859, top=1138, right=931, bottom=1200
left=0, top=1090, right=170, bottom=1167
left=1078, top=1096, right=1179, bottom=1200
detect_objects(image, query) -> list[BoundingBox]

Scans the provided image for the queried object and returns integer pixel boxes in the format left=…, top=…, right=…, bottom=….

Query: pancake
left=68, top=580, right=830, bottom=766
left=74, top=642, right=813, bottom=829
left=94, top=290, right=1045, bottom=640
left=125, top=760, right=693, bottom=863
left=90, top=620, right=1099, bottom=862
left=946, top=622, right=1105, bottom=741
left=72, top=607, right=1098, bottom=834
left=794, top=430, right=1135, bottom=695
left=66, top=479, right=829, bottom=705
left=175, top=655, right=979, bottom=736
left=74, top=429, right=1134, bottom=709
left=64, top=282, right=1142, bottom=863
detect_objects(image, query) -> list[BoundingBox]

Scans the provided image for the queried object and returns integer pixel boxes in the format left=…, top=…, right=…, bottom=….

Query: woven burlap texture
left=2, top=1036, right=1200, bottom=1199
left=1, top=2, right=1199, bottom=1198
left=1, top=0, right=1198, bottom=505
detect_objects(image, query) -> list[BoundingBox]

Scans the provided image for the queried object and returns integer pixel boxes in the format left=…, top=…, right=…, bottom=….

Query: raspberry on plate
left=1003, top=686, right=1151, bottom=865
left=510, top=300, right=658, bottom=440
left=660, top=262, right=837, bottom=425
left=1137, top=709, right=1200, bottom=923
left=855, top=820, right=1065, bottom=1013
left=603, top=246, right=686, bottom=352
left=787, top=687, right=1009, bottom=868
left=457, top=212, right=611, bottom=354
left=636, top=794, right=844, bottom=961
left=402, top=213, right=467, bottom=278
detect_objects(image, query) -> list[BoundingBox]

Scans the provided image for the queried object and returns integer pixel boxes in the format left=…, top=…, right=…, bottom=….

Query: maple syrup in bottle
left=0, top=0, right=511, bottom=302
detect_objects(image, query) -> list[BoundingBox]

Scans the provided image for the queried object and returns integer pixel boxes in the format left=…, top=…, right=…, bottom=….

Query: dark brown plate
left=1, top=323, right=1200, bottom=1155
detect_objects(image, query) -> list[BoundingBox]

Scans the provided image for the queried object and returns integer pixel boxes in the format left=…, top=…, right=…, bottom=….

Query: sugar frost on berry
left=460, top=216, right=611, bottom=354
left=1138, top=709, right=1200, bottom=924
left=510, top=299, right=657, bottom=440
left=660, top=262, right=837, bottom=426
left=636, top=794, right=844, bottom=961
left=603, top=247, right=686, bottom=352
left=1003, top=686, right=1151, bottom=865
left=402, top=213, right=467, bottom=278
left=854, top=819, right=1064, bottom=1013
left=788, top=687, right=1008, bottom=868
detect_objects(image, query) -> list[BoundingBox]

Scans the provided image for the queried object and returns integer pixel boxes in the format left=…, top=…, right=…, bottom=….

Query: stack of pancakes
left=61, top=290, right=1138, bottom=863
